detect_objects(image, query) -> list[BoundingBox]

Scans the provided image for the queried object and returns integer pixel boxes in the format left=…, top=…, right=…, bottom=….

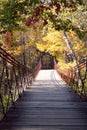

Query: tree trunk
left=63, top=30, right=83, bottom=88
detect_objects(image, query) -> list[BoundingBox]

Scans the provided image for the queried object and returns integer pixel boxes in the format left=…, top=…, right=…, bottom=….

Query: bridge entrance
left=41, top=53, right=54, bottom=69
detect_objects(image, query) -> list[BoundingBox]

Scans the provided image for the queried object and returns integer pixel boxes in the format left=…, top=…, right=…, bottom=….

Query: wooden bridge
left=0, top=47, right=87, bottom=130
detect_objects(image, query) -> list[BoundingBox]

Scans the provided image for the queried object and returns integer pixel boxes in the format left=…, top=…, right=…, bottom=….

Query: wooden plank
left=0, top=70, right=87, bottom=130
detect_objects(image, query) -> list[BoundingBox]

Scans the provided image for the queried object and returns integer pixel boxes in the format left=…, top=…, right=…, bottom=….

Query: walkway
left=0, top=70, right=87, bottom=130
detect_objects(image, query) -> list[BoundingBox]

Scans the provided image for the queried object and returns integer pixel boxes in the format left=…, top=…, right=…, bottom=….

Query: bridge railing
left=33, top=59, right=42, bottom=79
left=0, top=47, right=41, bottom=120
left=54, top=56, right=87, bottom=97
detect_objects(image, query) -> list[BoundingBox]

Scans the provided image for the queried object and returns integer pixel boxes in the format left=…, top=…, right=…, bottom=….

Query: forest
left=0, top=0, right=87, bottom=119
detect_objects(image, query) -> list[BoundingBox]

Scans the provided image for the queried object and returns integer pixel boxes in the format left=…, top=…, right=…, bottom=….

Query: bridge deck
left=0, top=70, right=87, bottom=130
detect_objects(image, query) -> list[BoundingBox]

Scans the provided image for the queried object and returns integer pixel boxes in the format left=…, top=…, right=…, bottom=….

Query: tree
left=0, top=0, right=29, bottom=47
left=63, top=31, right=83, bottom=87
left=0, top=0, right=86, bottom=87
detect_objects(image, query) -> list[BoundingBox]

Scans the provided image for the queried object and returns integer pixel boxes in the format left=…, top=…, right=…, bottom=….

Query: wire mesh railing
left=0, top=47, right=41, bottom=120
left=54, top=56, right=87, bottom=97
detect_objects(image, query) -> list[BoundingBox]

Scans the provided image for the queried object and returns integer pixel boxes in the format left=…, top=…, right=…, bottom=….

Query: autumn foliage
left=25, top=3, right=61, bottom=27
left=3, top=32, right=12, bottom=47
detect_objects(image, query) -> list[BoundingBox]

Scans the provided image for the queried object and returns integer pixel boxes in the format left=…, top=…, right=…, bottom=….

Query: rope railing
left=0, top=47, right=41, bottom=120
left=54, top=56, right=87, bottom=97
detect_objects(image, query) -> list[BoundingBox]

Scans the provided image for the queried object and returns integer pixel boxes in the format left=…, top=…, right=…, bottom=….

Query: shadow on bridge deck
left=0, top=70, right=87, bottom=130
